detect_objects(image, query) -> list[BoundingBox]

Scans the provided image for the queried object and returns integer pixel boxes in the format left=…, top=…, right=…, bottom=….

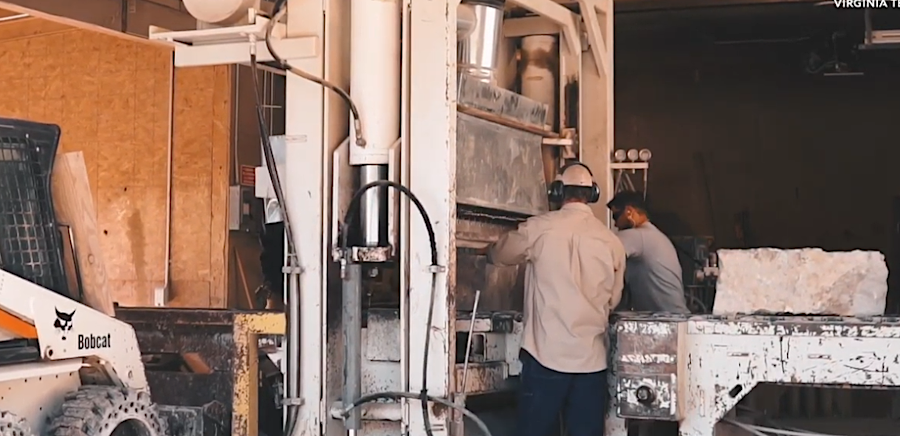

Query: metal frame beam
left=503, top=16, right=559, bottom=38
left=231, top=312, right=287, bottom=436
left=579, top=0, right=614, bottom=225
left=148, top=18, right=319, bottom=68
left=281, top=0, right=347, bottom=435
left=579, top=0, right=610, bottom=76
left=406, top=0, right=456, bottom=434
left=507, top=0, right=582, bottom=55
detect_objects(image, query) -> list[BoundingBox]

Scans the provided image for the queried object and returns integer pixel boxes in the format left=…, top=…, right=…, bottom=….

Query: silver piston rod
left=359, top=164, right=389, bottom=247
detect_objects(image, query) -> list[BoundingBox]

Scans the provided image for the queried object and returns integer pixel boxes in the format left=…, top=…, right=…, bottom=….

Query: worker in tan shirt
left=478, top=161, right=625, bottom=436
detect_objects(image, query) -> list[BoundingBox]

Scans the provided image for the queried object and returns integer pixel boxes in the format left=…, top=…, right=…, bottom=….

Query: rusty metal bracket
left=282, top=398, right=304, bottom=406
left=281, top=265, right=303, bottom=274
left=117, top=309, right=287, bottom=436
left=232, top=311, right=286, bottom=436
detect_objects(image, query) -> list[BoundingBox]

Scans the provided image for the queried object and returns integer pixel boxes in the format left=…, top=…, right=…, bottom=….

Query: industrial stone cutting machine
left=146, top=0, right=900, bottom=435
left=149, top=0, right=613, bottom=434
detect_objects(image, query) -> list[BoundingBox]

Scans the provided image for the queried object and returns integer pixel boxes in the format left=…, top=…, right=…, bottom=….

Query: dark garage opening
left=615, top=4, right=900, bottom=432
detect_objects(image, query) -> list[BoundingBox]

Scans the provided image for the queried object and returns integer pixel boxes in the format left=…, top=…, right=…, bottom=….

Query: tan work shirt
left=488, top=202, right=625, bottom=373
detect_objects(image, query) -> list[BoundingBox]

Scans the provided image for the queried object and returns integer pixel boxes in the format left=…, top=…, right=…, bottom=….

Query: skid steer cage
left=0, top=118, right=69, bottom=297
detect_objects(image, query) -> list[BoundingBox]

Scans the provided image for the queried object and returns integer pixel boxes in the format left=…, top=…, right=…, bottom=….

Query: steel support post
left=406, top=0, right=457, bottom=434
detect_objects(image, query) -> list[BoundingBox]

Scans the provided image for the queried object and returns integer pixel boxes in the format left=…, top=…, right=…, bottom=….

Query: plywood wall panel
left=170, top=180, right=212, bottom=282
left=209, top=65, right=232, bottom=308
left=97, top=186, right=137, bottom=280
left=0, top=24, right=232, bottom=308
left=62, top=98, right=99, bottom=144
left=170, top=280, right=211, bottom=307
left=0, top=18, right=70, bottom=43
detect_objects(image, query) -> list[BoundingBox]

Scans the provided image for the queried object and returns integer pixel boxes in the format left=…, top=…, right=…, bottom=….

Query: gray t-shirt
left=616, top=222, right=690, bottom=313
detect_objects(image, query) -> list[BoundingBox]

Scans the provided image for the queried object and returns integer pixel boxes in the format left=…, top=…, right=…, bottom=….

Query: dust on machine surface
left=151, top=0, right=900, bottom=436
left=4, top=0, right=900, bottom=435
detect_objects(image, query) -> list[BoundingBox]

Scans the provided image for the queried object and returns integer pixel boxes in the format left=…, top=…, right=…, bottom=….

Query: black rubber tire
left=48, top=385, right=166, bottom=436
left=0, top=410, right=33, bottom=436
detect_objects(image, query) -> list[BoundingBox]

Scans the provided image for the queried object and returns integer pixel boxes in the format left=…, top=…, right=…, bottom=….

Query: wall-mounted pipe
left=155, top=50, right=176, bottom=307
left=520, top=35, right=557, bottom=124
left=457, top=0, right=506, bottom=85
left=520, top=35, right=559, bottom=184
left=457, top=5, right=477, bottom=40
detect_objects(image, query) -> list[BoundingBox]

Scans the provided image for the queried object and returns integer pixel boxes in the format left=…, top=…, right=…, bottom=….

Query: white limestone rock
left=713, top=248, right=889, bottom=316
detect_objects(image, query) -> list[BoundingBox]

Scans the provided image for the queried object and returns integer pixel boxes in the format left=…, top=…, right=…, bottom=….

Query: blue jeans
left=515, top=350, right=608, bottom=436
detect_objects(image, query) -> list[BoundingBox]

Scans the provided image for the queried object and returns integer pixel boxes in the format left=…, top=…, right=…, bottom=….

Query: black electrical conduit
left=248, top=53, right=302, bottom=436
left=257, top=2, right=495, bottom=436
left=264, top=3, right=366, bottom=148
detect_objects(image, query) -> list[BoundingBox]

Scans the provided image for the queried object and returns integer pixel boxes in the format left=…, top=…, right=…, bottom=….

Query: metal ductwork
left=457, top=0, right=506, bottom=85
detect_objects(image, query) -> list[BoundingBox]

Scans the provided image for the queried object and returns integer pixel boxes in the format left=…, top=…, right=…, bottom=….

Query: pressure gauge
left=638, top=149, right=652, bottom=162
left=613, top=149, right=627, bottom=162
left=626, top=149, right=639, bottom=162
left=635, top=385, right=656, bottom=404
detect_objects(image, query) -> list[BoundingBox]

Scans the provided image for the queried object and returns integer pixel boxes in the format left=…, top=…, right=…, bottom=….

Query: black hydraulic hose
left=340, top=180, right=437, bottom=265
left=340, top=180, right=492, bottom=436
left=249, top=53, right=301, bottom=436
left=249, top=55, right=298, bottom=267
left=342, top=391, right=493, bottom=436
left=339, top=180, right=438, bottom=436
left=264, top=2, right=366, bottom=148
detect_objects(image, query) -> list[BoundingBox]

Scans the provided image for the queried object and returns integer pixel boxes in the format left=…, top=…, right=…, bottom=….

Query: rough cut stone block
left=713, top=248, right=889, bottom=316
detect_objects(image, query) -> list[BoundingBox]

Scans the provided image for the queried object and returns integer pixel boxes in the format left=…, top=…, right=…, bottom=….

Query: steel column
left=407, top=0, right=457, bottom=434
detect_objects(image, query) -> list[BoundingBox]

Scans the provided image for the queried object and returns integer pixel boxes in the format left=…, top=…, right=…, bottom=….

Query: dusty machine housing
left=605, top=313, right=900, bottom=436
left=148, top=0, right=613, bottom=434
left=144, top=1, right=900, bottom=436
left=147, top=1, right=900, bottom=436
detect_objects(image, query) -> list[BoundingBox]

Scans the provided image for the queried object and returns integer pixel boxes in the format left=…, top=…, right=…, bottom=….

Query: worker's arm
left=485, top=221, right=532, bottom=266
left=608, top=242, right=626, bottom=310
left=609, top=263, right=625, bottom=311
left=616, top=229, right=644, bottom=258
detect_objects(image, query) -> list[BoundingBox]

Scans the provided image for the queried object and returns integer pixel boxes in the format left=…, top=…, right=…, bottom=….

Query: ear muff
left=548, top=180, right=566, bottom=203
left=547, top=161, right=601, bottom=204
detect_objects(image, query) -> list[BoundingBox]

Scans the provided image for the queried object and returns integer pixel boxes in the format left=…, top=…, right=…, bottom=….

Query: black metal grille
left=0, top=118, right=69, bottom=297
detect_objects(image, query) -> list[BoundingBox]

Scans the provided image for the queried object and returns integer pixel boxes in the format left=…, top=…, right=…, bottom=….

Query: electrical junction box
left=228, top=185, right=256, bottom=231
left=254, top=135, right=288, bottom=200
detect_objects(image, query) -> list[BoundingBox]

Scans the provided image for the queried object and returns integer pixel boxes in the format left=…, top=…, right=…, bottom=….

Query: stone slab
left=713, top=248, right=889, bottom=316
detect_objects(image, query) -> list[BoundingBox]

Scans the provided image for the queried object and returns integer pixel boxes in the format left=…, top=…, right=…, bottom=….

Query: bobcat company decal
left=54, top=308, right=75, bottom=340
left=52, top=308, right=112, bottom=350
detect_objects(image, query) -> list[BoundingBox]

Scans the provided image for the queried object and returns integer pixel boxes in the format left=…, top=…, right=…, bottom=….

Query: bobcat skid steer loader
left=0, top=118, right=166, bottom=436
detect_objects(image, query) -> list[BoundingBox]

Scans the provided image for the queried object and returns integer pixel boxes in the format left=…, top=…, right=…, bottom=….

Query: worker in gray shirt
left=607, top=191, right=690, bottom=313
